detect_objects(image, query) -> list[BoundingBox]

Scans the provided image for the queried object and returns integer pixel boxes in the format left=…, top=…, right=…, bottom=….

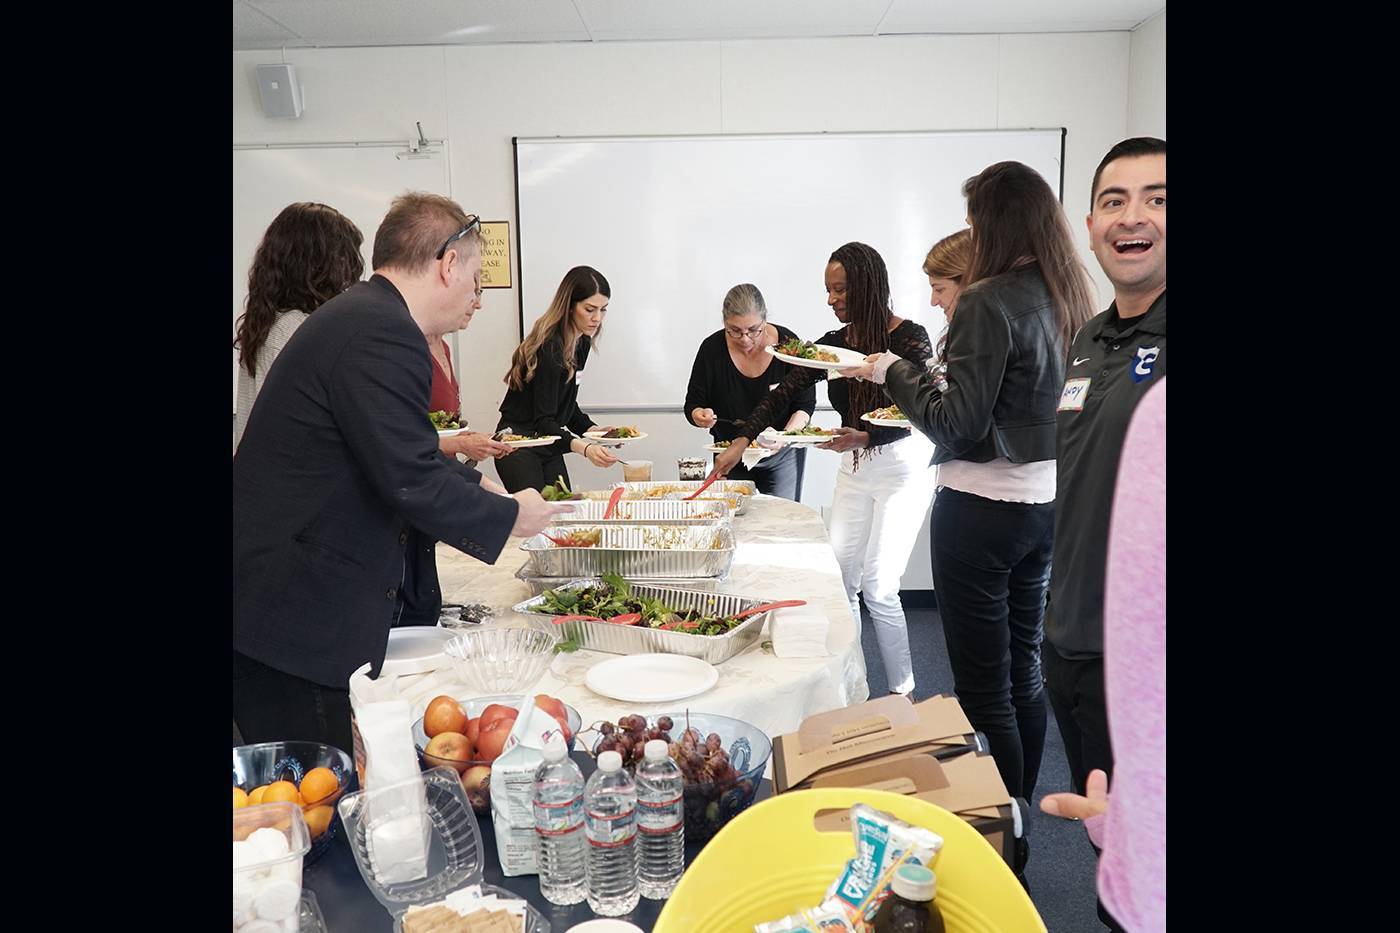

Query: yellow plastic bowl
left=654, top=787, right=1046, bottom=933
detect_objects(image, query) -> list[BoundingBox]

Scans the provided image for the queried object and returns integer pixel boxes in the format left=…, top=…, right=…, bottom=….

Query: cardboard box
left=806, top=749, right=1017, bottom=865
left=772, top=694, right=978, bottom=792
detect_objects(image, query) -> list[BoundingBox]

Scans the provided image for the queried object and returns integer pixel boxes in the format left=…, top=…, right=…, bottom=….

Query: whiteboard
left=232, top=144, right=451, bottom=408
left=515, top=129, right=1063, bottom=409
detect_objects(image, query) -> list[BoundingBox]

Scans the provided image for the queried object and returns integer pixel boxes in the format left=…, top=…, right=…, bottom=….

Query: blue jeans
left=930, top=487, right=1054, bottom=800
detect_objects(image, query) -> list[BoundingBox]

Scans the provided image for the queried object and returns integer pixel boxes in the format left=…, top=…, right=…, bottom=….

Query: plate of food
left=758, top=425, right=841, bottom=445
left=583, top=426, right=648, bottom=446
left=862, top=404, right=914, bottom=429
left=429, top=410, right=469, bottom=436
left=498, top=432, right=560, bottom=448
left=765, top=337, right=868, bottom=371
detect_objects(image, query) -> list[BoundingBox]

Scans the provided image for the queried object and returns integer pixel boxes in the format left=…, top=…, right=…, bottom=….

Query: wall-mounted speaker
left=255, top=63, right=304, bottom=119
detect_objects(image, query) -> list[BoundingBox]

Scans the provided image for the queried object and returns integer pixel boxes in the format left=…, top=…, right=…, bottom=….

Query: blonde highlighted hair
left=505, top=266, right=610, bottom=390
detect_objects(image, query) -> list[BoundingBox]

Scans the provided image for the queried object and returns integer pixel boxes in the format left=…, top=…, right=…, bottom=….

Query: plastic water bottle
left=635, top=739, right=685, bottom=899
left=532, top=735, right=587, bottom=905
left=584, top=750, right=639, bottom=916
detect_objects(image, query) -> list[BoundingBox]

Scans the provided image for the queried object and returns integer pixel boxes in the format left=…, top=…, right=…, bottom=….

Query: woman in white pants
left=710, top=242, right=936, bottom=695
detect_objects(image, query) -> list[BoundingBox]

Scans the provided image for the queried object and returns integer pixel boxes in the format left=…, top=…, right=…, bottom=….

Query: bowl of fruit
left=591, top=711, right=771, bottom=843
left=232, top=740, right=355, bottom=865
left=411, top=693, right=582, bottom=815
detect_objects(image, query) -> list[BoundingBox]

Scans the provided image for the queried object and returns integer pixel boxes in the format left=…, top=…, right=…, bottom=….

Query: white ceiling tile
left=578, top=0, right=892, bottom=40
left=233, top=0, right=304, bottom=49
left=880, top=1, right=1165, bottom=34
left=240, top=0, right=588, bottom=47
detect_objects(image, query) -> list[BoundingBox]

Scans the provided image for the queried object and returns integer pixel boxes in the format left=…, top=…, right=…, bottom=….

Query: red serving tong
left=730, top=599, right=807, bottom=620
left=683, top=472, right=721, bottom=501
left=551, top=612, right=640, bottom=626
left=602, top=485, right=625, bottom=519
left=550, top=614, right=604, bottom=624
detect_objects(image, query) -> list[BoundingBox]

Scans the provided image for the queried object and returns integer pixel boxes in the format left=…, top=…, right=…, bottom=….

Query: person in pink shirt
left=1041, top=376, right=1165, bottom=932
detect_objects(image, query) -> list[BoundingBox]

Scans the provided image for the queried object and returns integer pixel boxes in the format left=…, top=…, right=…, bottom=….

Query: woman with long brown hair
left=495, top=265, right=620, bottom=492
left=842, top=161, right=1096, bottom=812
left=711, top=242, right=937, bottom=697
left=233, top=202, right=364, bottom=450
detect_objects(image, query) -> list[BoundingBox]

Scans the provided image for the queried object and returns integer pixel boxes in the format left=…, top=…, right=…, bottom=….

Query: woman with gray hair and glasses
left=683, top=283, right=815, bottom=499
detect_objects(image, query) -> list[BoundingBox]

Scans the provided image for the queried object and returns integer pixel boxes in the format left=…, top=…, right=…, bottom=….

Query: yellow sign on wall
left=479, top=221, right=512, bottom=289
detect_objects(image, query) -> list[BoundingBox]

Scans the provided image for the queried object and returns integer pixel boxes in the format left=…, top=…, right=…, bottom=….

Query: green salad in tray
left=542, top=475, right=583, bottom=501
left=530, top=574, right=749, bottom=636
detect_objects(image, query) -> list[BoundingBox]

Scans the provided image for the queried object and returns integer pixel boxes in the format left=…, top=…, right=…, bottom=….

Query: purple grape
left=656, top=716, right=674, bottom=731
left=599, top=721, right=615, bottom=736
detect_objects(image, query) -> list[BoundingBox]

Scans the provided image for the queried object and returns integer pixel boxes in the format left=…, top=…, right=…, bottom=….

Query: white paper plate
left=501, top=434, right=560, bottom=448
left=584, top=653, right=720, bottom=703
left=759, top=428, right=839, bottom=445
left=765, top=343, right=868, bottom=371
left=584, top=430, right=649, bottom=446
left=861, top=413, right=913, bottom=429
left=705, top=444, right=773, bottom=461
left=380, top=625, right=457, bottom=676
left=436, top=427, right=469, bottom=437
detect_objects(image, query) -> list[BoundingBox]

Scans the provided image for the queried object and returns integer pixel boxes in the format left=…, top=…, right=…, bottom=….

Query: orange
left=248, top=784, right=270, bottom=806
left=233, top=787, right=249, bottom=809
left=303, top=805, right=334, bottom=839
left=262, top=780, right=303, bottom=805
left=299, top=767, right=339, bottom=805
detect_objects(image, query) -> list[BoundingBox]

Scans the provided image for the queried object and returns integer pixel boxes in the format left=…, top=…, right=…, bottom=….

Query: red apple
left=479, top=703, right=518, bottom=730
left=423, top=696, right=469, bottom=738
left=464, top=716, right=481, bottom=746
left=423, top=731, right=474, bottom=772
left=476, top=718, right=513, bottom=762
left=534, top=695, right=572, bottom=745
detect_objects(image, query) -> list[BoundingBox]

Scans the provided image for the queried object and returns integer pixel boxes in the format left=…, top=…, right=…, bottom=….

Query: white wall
left=1129, top=12, right=1166, bottom=138
left=234, top=32, right=1134, bottom=589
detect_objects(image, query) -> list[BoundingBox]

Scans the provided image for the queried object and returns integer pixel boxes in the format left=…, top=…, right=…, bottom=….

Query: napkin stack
left=768, top=605, right=831, bottom=658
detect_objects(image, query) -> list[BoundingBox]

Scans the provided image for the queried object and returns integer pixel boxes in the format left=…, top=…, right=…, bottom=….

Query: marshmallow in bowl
left=252, top=878, right=301, bottom=921
left=240, top=922, right=281, bottom=933
left=233, top=839, right=263, bottom=871
left=248, top=826, right=292, bottom=861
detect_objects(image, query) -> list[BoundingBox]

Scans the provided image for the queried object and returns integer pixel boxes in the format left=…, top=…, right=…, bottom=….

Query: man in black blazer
left=233, top=193, right=570, bottom=753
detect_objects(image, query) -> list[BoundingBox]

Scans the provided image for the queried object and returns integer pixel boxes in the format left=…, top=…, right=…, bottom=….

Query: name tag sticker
left=1059, top=378, right=1091, bottom=412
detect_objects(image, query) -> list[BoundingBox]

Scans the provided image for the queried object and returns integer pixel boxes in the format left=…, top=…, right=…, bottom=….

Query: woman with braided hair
left=710, top=242, right=937, bottom=696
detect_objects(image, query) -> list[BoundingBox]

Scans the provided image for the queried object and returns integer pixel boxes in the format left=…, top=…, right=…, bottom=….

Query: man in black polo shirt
left=1045, top=137, right=1166, bottom=805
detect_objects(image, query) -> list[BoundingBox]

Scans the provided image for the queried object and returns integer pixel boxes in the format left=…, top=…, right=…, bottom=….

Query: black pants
left=725, top=446, right=805, bottom=500
left=232, top=650, right=356, bottom=756
left=495, top=446, right=570, bottom=493
left=929, top=487, right=1054, bottom=800
left=1043, top=647, right=1114, bottom=797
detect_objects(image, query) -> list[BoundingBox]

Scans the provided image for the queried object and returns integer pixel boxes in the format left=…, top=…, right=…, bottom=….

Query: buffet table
left=388, top=493, right=871, bottom=737
left=306, top=494, right=869, bottom=930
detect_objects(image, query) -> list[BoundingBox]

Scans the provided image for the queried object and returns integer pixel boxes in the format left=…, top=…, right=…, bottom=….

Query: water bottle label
left=636, top=793, right=683, bottom=834
left=585, top=807, right=636, bottom=847
left=534, top=792, right=584, bottom=836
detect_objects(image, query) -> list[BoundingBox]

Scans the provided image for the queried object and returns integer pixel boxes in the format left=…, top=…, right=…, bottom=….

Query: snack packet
left=754, top=903, right=858, bottom=933
left=822, top=804, right=943, bottom=925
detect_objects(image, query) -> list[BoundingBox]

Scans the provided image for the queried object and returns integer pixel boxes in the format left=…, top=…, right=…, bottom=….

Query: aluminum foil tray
left=519, top=521, right=735, bottom=579
left=511, top=578, right=778, bottom=663
left=578, top=480, right=757, bottom=515
left=514, top=565, right=724, bottom=596
left=551, top=497, right=734, bottom=524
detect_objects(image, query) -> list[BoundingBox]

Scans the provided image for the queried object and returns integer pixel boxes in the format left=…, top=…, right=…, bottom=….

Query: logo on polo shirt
left=1132, top=346, right=1160, bottom=384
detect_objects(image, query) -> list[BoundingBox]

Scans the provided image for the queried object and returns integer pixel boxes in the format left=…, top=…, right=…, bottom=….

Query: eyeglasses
left=435, top=215, right=481, bottom=260
left=724, top=322, right=766, bottom=339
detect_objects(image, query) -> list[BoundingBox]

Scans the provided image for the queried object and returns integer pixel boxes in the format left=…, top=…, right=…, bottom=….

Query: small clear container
left=677, top=457, right=707, bottom=481
left=336, top=767, right=551, bottom=931
left=234, top=801, right=311, bottom=932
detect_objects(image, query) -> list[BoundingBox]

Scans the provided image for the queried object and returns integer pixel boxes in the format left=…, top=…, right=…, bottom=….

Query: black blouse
left=496, top=335, right=595, bottom=455
left=683, top=324, right=817, bottom=443
left=739, top=320, right=934, bottom=450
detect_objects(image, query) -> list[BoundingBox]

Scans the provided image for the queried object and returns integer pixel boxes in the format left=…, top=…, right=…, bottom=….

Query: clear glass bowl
left=233, top=740, right=355, bottom=865
left=411, top=694, right=583, bottom=765
left=592, top=711, right=771, bottom=843
left=443, top=626, right=558, bottom=694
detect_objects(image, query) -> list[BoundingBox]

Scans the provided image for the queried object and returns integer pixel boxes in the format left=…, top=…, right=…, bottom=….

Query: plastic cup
left=622, top=460, right=653, bottom=482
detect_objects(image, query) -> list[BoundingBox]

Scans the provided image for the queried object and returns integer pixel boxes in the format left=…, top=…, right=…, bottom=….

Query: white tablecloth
left=355, top=495, right=870, bottom=750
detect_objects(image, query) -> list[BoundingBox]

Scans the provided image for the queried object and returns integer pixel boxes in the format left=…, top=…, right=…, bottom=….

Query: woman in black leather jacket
left=842, top=161, right=1096, bottom=805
